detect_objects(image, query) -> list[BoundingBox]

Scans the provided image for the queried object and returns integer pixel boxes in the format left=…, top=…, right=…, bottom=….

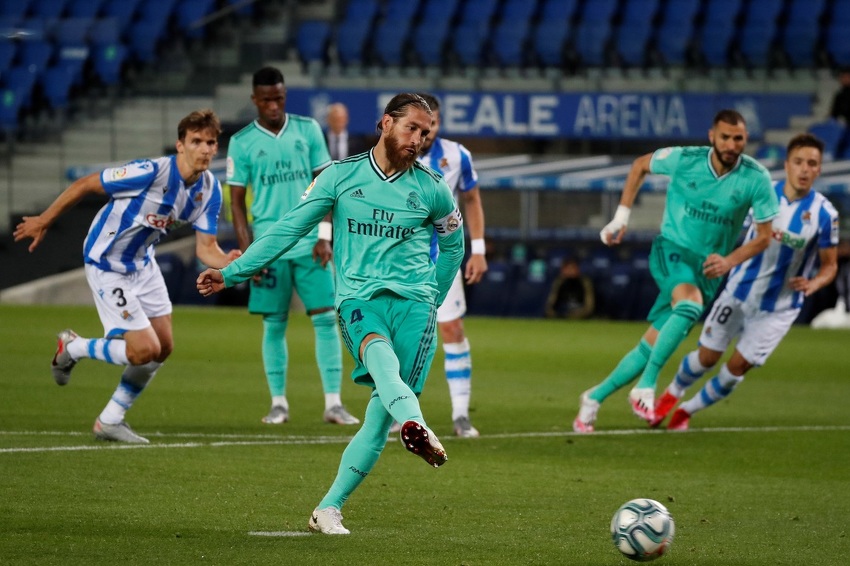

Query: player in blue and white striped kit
left=14, top=109, right=240, bottom=443
left=416, top=93, right=488, bottom=438
left=652, top=133, right=839, bottom=430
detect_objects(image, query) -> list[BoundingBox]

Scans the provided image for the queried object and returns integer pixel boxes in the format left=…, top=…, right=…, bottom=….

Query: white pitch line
left=247, top=531, right=312, bottom=537
left=1, top=425, right=849, bottom=455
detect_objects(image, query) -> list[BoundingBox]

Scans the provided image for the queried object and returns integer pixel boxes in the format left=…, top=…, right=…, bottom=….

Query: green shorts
left=337, top=293, right=438, bottom=394
left=646, top=236, right=720, bottom=328
left=248, top=254, right=335, bottom=316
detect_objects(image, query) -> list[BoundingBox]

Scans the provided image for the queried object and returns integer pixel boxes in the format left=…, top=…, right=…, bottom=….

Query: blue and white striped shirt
left=418, top=137, right=478, bottom=261
left=726, top=181, right=839, bottom=312
left=83, top=156, right=222, bottom=273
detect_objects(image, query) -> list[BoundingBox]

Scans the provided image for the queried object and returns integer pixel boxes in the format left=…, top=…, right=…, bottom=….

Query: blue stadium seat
left=621, top=0, right=660, bottom=25
left=41, top=64, right=75, bottom=108
left=67, top=0, right=106, bottom=18
left=457, top=0, right=499, bottom=26
left=418, top=0, right=459, bottom=26
left=0, top=88, right=22, bottom=130
left=30, top=0, right=69, bottom=20
left=466, top=260, right=515, bottom=317
left=491, top=21, right=529, bottom=67
left=739, top=23, right=776, bottom=67
left=826, top=22, right=850, bottom=67
left=786, top=0, right=827, bottom=24
left=3, top=66, right=38, bottom=110
left=383, top=0, right=420, bottom=22
left=653, top=0, right=700, bottom=65
left=539, top=0, right=578, bottom=21
left=580, top=0, right=618, bottom=24
left=614, top=26, right=652, bottom=67
left=533, top=20, right=571, bottom=67
left=336, top=20, right=371, bottom=66
left=18, top=39, right=53, bottom=74
left=702, top=0, right=744, bottom=24
left=808, top=120, right=846, bottom=161
left=0, top=40, right=16, bottom=74
left=575, top=21, right=612, bottom=67
left=699, top=26, right=736, bottom=67
left=341, top=0, right=381, bottom=24
left=782, top=24, right=819, bottom=68
left=832, top=0, right=850, bottom=24
left=101, top=0, right=142, bottom=34
left=175, top=0, right=217, bottom=39
left=742, top=0, right=784, bottom=25
left=92, top=42, right=127, bottom=85
left=657, top=0, right=700, bottom=24
left=595, top=262, right=642, bottom=320
left=372, top=19, right=411, bottom=66
left=411, top=20, right=451, bottom=67
left=508, top=260, right=551, bottom=318
left=296, top=20, right=332, bottom=64
left=500, top=0, right=538, bottom=25
left=0, top=0, right=31, bottom=19
left=451, top=22, right=489, bottom=67
left=156, top=253, right=185, bottom=303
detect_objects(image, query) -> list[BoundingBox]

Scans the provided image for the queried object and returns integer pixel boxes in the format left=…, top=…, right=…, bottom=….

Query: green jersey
left=650, top=146, right=778, bottom=257
left=226, top=114, right=332, bottom=258
left=221, top=150, right=465, bottom=308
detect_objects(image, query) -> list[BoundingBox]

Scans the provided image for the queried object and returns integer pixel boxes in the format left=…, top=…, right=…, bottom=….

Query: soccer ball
left=610, top=498, right=675, bottom=561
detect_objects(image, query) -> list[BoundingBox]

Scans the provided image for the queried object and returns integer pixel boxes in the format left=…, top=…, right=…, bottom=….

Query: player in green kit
left=227, top=66, right=358, bottom=426
left=197, top=93, right=465, bottom=534
left=573, top=109, right=779, bottom=433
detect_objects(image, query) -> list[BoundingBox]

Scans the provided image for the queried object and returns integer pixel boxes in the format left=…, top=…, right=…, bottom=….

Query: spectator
left=545, top=257, right=595, bottom=319
left=830, top=68, right=850, bottom=125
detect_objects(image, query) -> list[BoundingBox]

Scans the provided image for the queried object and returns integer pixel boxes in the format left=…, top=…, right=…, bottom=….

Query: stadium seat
left=296, top=20, right=332, bottom=65
left=0, top=0, right=31, bottom=19
left=335, top=20, right=371, bottom=66
left=808, top=120, right=845, bottom=161
left=0, top=40, right=16, bottom=74
left=653, top=0, right=700, bottom=65
left=411, top=21, right=451, bottom=67
left=372, top=19, right=411, bottom=67
left=500, top=0, right=538, bottom=26
left=456, top=0, right=499, bottom=26
left=782, top=25, right=820, bottom=68
left=101, top=0, right=142, bottom=34
left=2, top=66, right=38, bottom=110
left=41, top=64, right=76, bottom=109
left=595, top=262, right=641, bottom=320
left=30, top=0, right=69, bottom=20
left=532, top=0, right=579, bottom=68
left=786, top=0, right=827, bottom=24
left=491, top=21, right=529, bottom=67
left=341, top=0, right=381, bottom=25
left=18, top=39, right=53, bottom=74
left=418, top=0, right=459, bottom=26
left=826, top=22, right=850, bottom=67
left=699, top=26, right=736, bottom=67
left=614, top=26, right=652, bottom=68
left=508, top=259, right=551, bottom=318
left=451, top=22, right=490, bottom=67
left=156, top=253, right=185, bottom=303
left=0, top=88, right=22, bottom=130
left=621, top=0, right=660, bottom=25
left=67, top=0, right=106, bottom=18
left=466, top=260, right=515, bottom=317
left=739, top=23, right=777, bottom=67
left=92, top=42, right=127, bottom=85
left=539, top=0, right=578, bottom=21
left=175, top=0, right=217, bottom=39
left=575, top=21, right=612, bottom=67
left=383, top=0, right=421, bottom=23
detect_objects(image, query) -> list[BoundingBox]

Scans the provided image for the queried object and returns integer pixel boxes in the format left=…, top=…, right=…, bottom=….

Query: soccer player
left=227, top=66, right=358, bottom=426
left=652, top=133, right=839, bottom=430
left=572, top=109, right=779, bottom=433
left=415, top=92, right=488, bottom=438
left=196, top=93, right=465, bottom=534
left=14, top=109, right=239, bottom=443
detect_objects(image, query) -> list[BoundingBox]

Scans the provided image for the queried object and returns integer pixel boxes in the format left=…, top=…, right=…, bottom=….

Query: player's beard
left=713, top=143, right=741, bottom=168
left=385, top=129, right=418, bottom=171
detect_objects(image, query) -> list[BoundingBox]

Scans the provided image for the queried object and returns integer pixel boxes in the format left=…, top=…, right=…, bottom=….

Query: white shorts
left=437, top=270, right=466, bottom=323
left=85, top=260, right=172, bottom=338
left=699, top=291, right=800, bottom=367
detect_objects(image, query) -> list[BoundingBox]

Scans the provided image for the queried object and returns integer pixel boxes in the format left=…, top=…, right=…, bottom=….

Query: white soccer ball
left=610, top=498, right=675, bottom=561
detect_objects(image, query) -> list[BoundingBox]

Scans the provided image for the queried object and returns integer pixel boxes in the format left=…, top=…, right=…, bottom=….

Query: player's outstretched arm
left=13, top=172, right=105, bottom=252
left=600, top=153, right=652, bottom=246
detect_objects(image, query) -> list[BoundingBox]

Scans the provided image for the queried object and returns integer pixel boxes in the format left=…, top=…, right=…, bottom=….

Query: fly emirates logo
left=347, top=208, right=415, bottom=240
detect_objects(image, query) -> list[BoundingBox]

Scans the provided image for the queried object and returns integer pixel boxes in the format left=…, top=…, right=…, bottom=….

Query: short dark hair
left=177, top=109, right=221, bottom=140
left=253, top=66, right=284, bottom=88
left=713, top=109, right=746, bottom=127
left=376, top=93, right=432, bottom=132
left=416, top=92, right=441, bottom=112
left=786, top=133, right=825, bottom=157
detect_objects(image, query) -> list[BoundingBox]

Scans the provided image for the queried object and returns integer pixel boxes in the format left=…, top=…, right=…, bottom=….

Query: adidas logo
left=351, top=189, right=365, bottom=198
left=257, top=150, right=267, bottom=158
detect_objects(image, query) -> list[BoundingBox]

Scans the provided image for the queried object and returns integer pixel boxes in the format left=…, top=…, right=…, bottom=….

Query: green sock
left=590, top=339, right=652, bottom=403
left=319, top=392, right=391, bottom=510
left=311, top=310, right=343, bottom=395
left=262, top=315, right=288, bottom=397
left=636, top=300, right=703, bottom=390
left=362, top=339, right=424, bottom=425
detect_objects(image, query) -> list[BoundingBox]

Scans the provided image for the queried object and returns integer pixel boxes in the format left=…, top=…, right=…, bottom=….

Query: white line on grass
left=1, top=425, right=849, bottom=454
left=247, top=531, right=312, bottom=537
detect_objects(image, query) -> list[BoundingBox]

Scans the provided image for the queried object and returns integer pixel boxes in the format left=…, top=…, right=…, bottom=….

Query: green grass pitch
left=1, top=304, right=848, bottom=565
